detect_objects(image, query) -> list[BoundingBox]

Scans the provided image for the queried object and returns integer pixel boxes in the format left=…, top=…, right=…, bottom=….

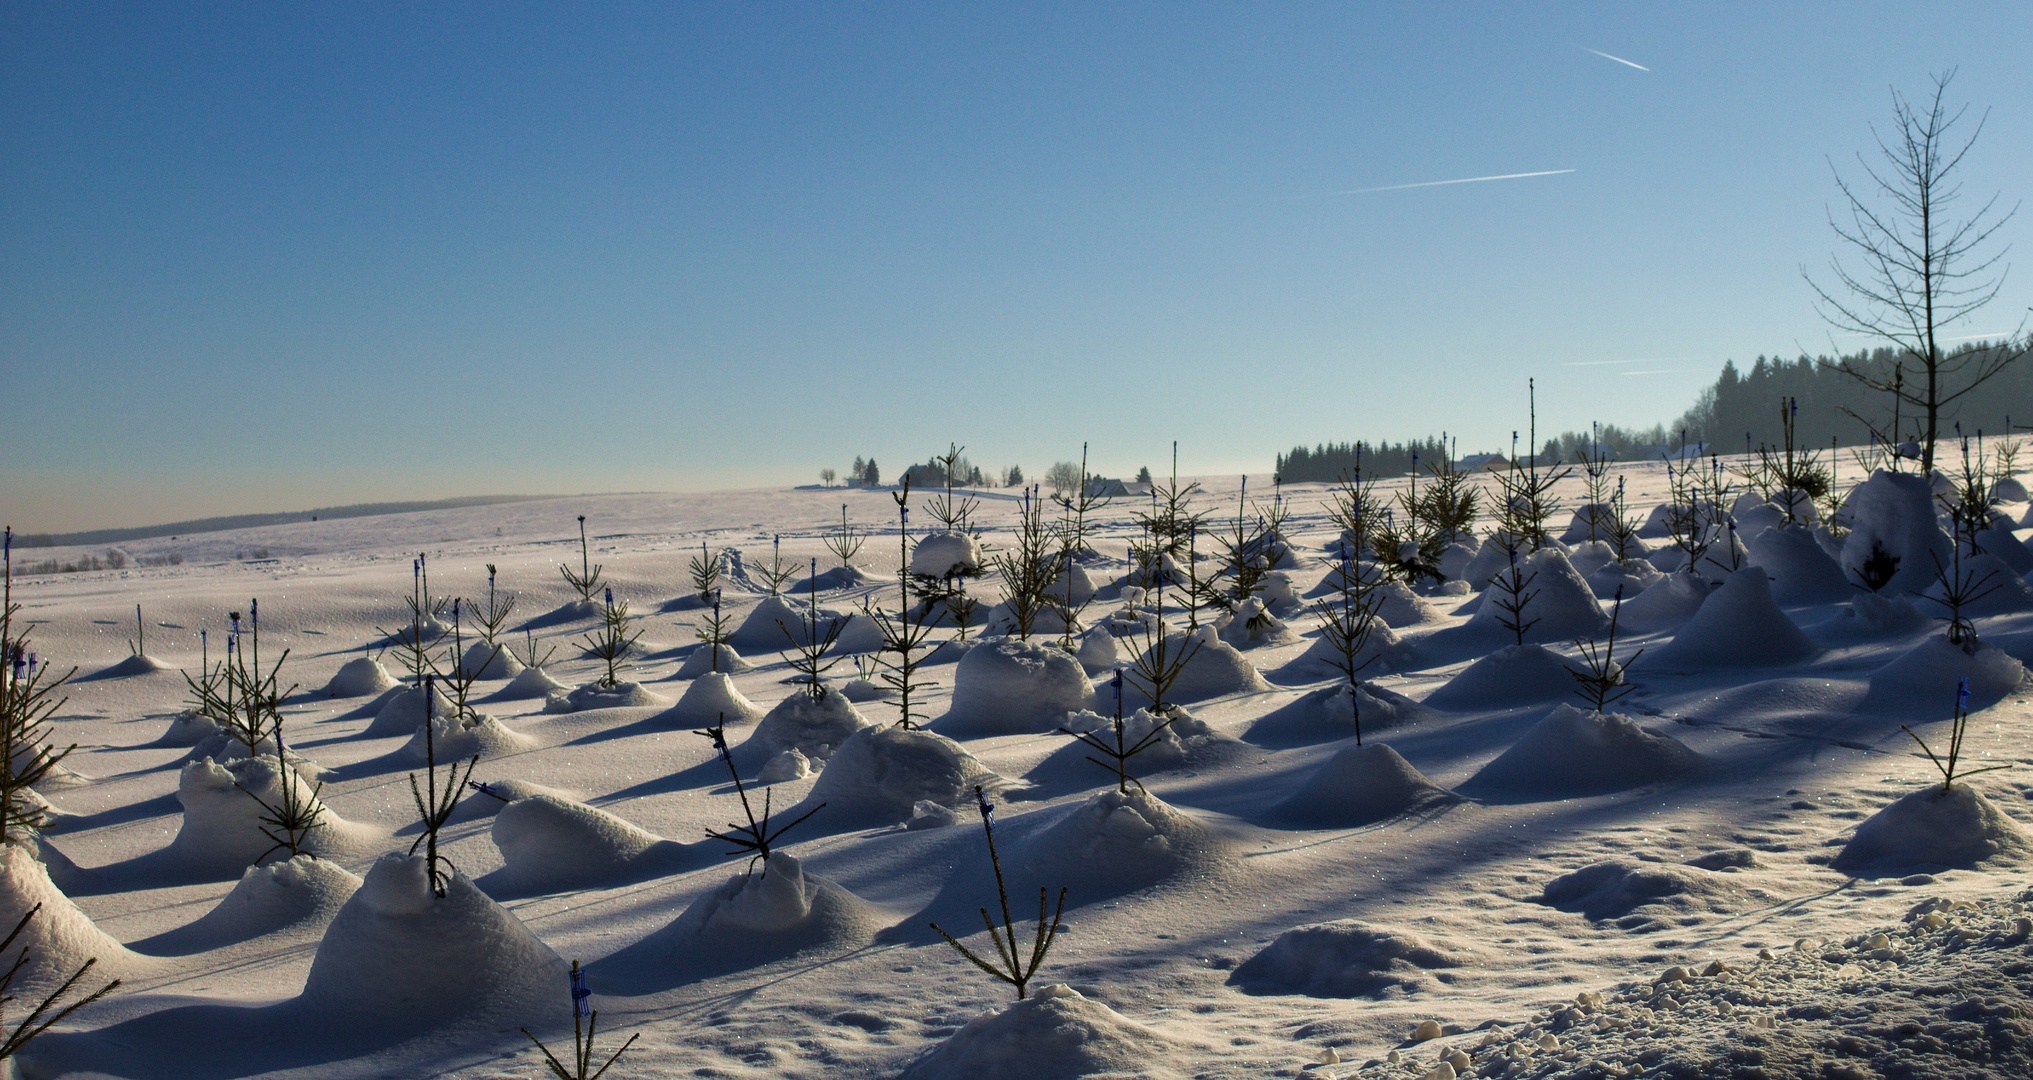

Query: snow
left=1642, top=567, right=1818, bottom=670
left=675, top=641, right=752, bottom=678
left=1230, top=920, right=1473, bottom=997
left=897, top=982, right=1190, bottom=1080
left=1829, top=783, right=2032, bottom=875
left=319, top=655, right=397, bottom=697
left=1839, top=469, right=1952, bottom=594
left=1270, top=742, right=1455, bottom=827
left=937, top=637, right=1090, bottom=735
left=16, top=465, right=2033, bottom=1079
left=1463, top=705, right=1705, bottom=799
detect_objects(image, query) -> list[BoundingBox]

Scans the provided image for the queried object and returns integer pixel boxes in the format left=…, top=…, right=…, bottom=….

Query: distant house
left=1455, top=453, right=1509, bottom=472
left=1083, top=477, right=1150, bottom=498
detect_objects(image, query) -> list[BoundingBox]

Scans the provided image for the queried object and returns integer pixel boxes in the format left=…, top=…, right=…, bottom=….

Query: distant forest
left=1278, top=341, right=2028, bottom=481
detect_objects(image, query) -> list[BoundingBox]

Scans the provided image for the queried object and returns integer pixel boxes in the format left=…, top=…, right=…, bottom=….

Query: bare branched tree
left=1805, top=69, right=2025, bottom=473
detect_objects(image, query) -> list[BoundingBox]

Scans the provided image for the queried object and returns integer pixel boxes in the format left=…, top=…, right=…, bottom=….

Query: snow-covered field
left=8, top=456, right=2033, bottom=1080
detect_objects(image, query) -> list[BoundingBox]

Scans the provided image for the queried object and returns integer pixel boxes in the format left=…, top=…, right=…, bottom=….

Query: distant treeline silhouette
left=1278, top=341, right=2028, bottom=477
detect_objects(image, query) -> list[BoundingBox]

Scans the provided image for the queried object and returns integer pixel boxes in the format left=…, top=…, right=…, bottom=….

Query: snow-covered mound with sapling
left=1462, top=705, right=1704, bottom=800
left=635, top=852, right=882, bottom=978
left=1270, top=742, right=1455, bottom=827
left=1229, top=919, right=1473, bottom=997
left=485, top=794, right=693, bottom=893
left=154, top=710, right=222, bottom=748
left=1641, top=568, right=1817, bottom=669
left=1840, top=469, right=1952, bottom=593
left=89, top=652, right=173, bottom=679
left=398, top=709, right=535, bottom=765
left=1216, top=597, right=1301, bottom=647
left=1746, top=523, right=1855, bottom=604
left=441, top=777, right=577, bottom=825
left=935, top=637, right=1090, bottom=736
left=663, top=671, right=764, bottom=727
left=132, top=855, right=361, bottom=954
left=359, top=681, right=457, bottom=738
left=1535, top=858, right=1755, bottom=921
left=788, top=725, right=1002, bottom=828
left=1423, top=644, right=1574, bottom=709
left=545, top=678, right=669, bottom=713
left=492, top=664, right=567, bottom=700
left=732, top=689, right=873, bottom=768
left=1459, top=546, right=1607, bottom=643
left=1245, top=680, right=1435, bottom=747
left=1613, top=572, right=1713, bottom=634
left=1005, top=788, right=1225, bottom=897
left=168, top=756, right=374, bottom=873
left=897, top=983, right=1190, bottom=1080
left=296, top=854, right=567, bottom=1031
left=321, top=655, right=398, bottom=697
left=455, top=640, right=521, bottom=679
left=1026, top=705, right=1251, bottom=789
left=674, top=641, right=751, bottom=678
left=1274, top=619, right=1407, bottom=683
left=1119, top=626, right=1268, bottom=706
left=1830, top=783, right=2031, bottom=875
left=1585, top=554, right=1664, bottom=601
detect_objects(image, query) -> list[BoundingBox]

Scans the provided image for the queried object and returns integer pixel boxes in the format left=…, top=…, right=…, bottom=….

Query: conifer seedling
left=1059, top=669, right=1176, bottom=795
left=929, top=787, right=1067, bottom=1002
left=560, top=516, right=605, bottom=602
left=1567, top=585, right=1643, bottom=713
left=522, top=960, right=638, bottom=1080
left=693, top=719, right=823, bottom=880
left=1903, top=679, right=2013, bottom=793
left=407, top=676, right=479, bottom=897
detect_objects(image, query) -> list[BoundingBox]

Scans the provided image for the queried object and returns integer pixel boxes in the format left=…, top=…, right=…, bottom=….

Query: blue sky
left=4, top=3, right=2030, bottom=531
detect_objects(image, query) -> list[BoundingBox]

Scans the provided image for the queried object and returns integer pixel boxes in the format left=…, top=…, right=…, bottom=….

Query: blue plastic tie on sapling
left=570, top=965, right=590, bottom=1019
left=976, top=787, right=996, bottom=830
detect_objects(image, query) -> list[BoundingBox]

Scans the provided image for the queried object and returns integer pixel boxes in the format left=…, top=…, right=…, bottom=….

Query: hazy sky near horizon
left=5, top=3, right=2031, bottom=532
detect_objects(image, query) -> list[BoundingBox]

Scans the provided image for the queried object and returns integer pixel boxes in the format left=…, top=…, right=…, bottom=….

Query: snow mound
left=675, top=642, right=752, bottom=679
left=169, top=756, right=372, bottom=872
left=456, top=641, right=522, bottom=679
left=1829, top=590, right=1928, bottom=638
left=1048, top=561, right=1099, bottom=606
left=1032, top=706, right=1251, bottom=787
left=735, top=690, right=873, bottom=767
left=544, top=679, right=669, bottom=713
left=898, top=982, right=1186, bottom=1080
left=1537, top=859, right=1750, bottom=921
left=527, top=597, right=601, bottom=627
left=449, top=778, right=577, bottom=825
left=1978, top=516, right=2033, bottom=572
left=1424, top=644, right=1575, bottom=710
left=1008, top=789, right=1217, bottom=893
left=493, top=665, right=567, bottom=700
left=664, top=671, right=765, bottom=727
left=790, top=725, right=1001, bottom=828
left=90, top=652, right=172, bottom=679
left=729, top=594, right=828, bottom=653
left=938, top=638, right=1091, bottom=735
left=321, top=656, right=398, bottom=697
left=154, top=710, right=222, bottom=748
left=1643, top=568, right=1817, bottom=669
left=1275, top=620, right=1406, bottom=682
left=489, top=794, right=684, bottom=892
left=1994, top=476, right=2030, bottom=503
left=1123, top=627, right=1270, bottom=707
left=297, top=854, right=567, bottom=1028
left=140, top=855, right=361, bottom=953
left=1217, top=598, right=1301, bottom=648
left=1840, top=469, right=1952, bottom=594
left=399, top=710, right=536, bottom=764
left=1863, top=637, right=2027, bottom=716
left=759, top=748, right=811, bottom=783
left=1271, top=743, right=1454, bottom=827
left=360, top=682, right=457, bottom=738
left=1464, top=547, right=1607, bottom=643
left=0, top=845, right=148, bottom=991
left=1564, top=538, right=1617, bottom=578
left=1585, top=557, right=1664, bottom=601
left=1245, top=681, right=1437, bottom=747
left=1918, top=552, right=2033, bottom=616
left=1614, top=572, right=1714, bottom=634
left=911, top=531, right=984, bottom=579
left=1746, top=524, right=1854, bottom=605
left=1463, top=705, right=1704, bottom=799
left=1229, top=920, right=1470, bottom=997
left=1831, top=784, right=2032, bottom=875
left=661, top=853, right=880, bottom=949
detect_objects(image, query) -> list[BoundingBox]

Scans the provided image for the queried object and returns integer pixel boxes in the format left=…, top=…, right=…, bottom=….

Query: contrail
left=1311, top=169, right=1575, bottom=197
left=1584, top=47, right=1649, bottom=72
